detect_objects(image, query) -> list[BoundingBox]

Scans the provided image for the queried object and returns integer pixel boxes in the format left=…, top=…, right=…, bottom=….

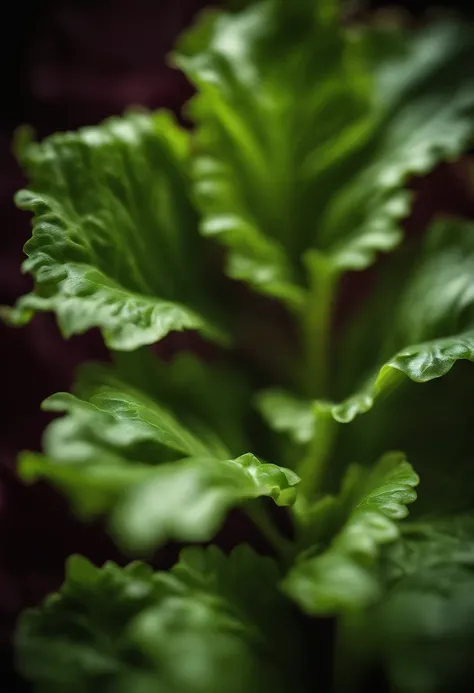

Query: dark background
left=0, top=1, right=473, bottom=690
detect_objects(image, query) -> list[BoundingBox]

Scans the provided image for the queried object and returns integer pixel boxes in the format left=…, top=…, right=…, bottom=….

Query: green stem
left=295, top=253, right=338, bottom=499
left=296, top=408, right=335, bottom=502
left=300, top=253, right=337, bottom=399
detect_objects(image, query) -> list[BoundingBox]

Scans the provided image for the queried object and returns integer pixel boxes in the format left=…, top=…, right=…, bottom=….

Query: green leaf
left=19, top=362, right=298, bottom=552
left=389, top=219, right=474, bottom=345
left=175, top=4, right=474, bottom=306
left=112, top=348, right=252, bottom=456
left=323, top=20, right=474, bottom=272
left=9, top=111, right=227, bottom=350
left=325, top=221, right=474, bottom=517
left=112, top=453, right=298, bottom=552
left=21, top=452, right=298, bottom=553
left=16, top=547, right=307, bottom=693
left=42, top=362, right=230, bottom=464
left=283, top=452, right=418, bottom=614
left=330, top=360, right=474, bottom=520
left=332, top=330, right=474, bottom=423
left=43, top=387, right=215, bottom=461
left=331, top=219, right=474, bottom=422
left=168, top=544, right=307, bottom=685
left=357, top=516, right=474, bottom=693
left=16, top=557, right=159, bottom=693
left=255, top=389, right=315, bottom=444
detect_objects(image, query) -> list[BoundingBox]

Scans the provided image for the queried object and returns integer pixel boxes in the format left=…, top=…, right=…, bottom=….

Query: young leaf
left=175, top=3, right=474, bottom=307
left=16, top=547, right=307, bottom=693
left=19, top=363, right=298, bottom=552
left=8, top=111, right=227, bottom=350
left=283, top=452, right=418, bottom=614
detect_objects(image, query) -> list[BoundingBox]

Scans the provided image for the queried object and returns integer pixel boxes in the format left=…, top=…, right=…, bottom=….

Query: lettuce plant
left=7, top=1, right=474, bottom=691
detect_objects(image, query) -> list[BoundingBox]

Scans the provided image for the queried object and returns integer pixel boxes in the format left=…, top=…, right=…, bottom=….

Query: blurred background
left=0, top=0, right=473, bottom=690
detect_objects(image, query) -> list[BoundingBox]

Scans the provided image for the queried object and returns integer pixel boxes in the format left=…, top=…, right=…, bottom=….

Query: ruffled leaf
left=42, top=363, right=229, bottom=463
left=333, top=330, right=474, bottom=423
left=283, top=452, right=418, bottom=614
left=21, top=452, right=298, bottom=553
left=175, top=3, right=474, bottom=306
left=16, top=547, right=306, bottom=693
left=111, top=348, right=252, bottom=456
left=19, top=362, right=298, bottom=552
left=8, top=111, right=227, bottom=349
left=332, top=219, right=474, bottom=422
left=353, top=515, right=474, bottom=693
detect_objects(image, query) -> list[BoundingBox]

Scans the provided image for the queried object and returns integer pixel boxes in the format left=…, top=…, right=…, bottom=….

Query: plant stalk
left=296, top=253, right=338, bottom=499
left=296, top=408, right=335, bottom=501
left=300, top=253, right=337, bottom=400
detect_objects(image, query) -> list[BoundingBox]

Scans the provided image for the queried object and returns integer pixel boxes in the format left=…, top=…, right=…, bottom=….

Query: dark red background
left=0, top=1, right=473, bottom=690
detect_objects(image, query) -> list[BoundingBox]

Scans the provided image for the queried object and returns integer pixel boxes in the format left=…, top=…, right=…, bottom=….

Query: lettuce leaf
left=175, top=2, right=474, bottom=307
left=43, top=362, right=231, bottom=463
left=111, top=348, right=252, bottom=456
left=8, top=111, right=227, bottom=350
left=353, top=516, right=474, bottom=693
left=16, top=546, right=307, bottom=693
left=260, top=220, right=474, bottom=433
left=333, top=219, right=474, bottom=422
left=19, top=362, right=298, bottom=552
left=283, top=452, right=418, bottom=614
